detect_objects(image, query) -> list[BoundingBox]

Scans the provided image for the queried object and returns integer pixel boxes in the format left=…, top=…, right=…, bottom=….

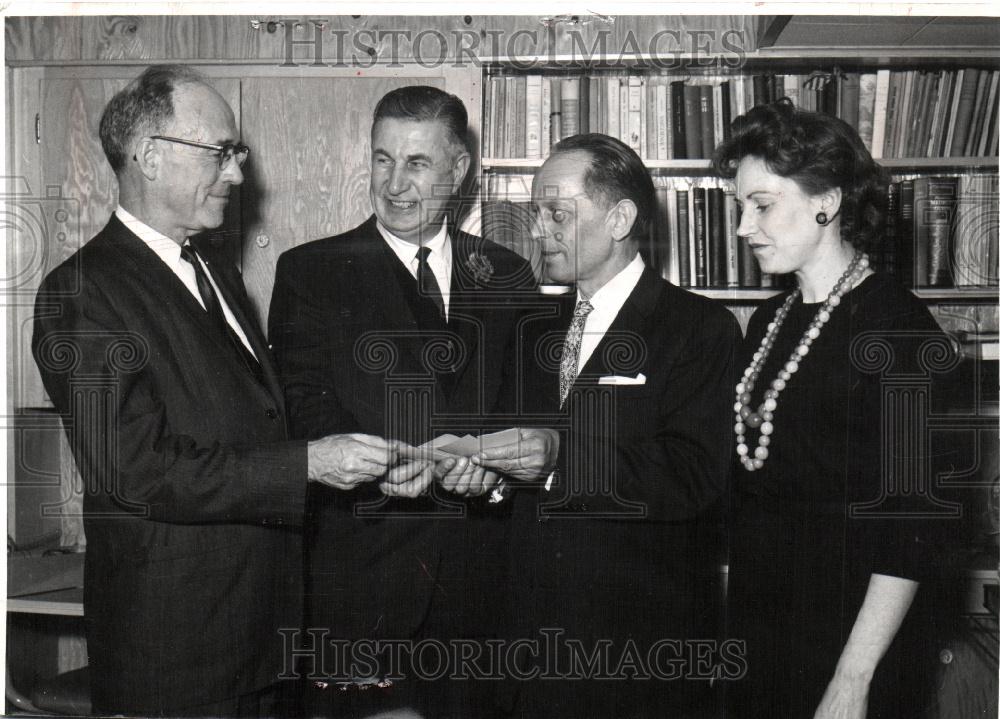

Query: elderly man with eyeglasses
left=31, top=64, right=417, bottom=717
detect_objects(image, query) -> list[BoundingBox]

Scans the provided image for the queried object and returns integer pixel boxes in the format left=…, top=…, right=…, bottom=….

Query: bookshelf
left=478, top=51, right=1000, bottom=317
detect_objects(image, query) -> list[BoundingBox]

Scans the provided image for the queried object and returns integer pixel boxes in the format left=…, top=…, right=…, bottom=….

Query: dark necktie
left=179, top=243, right=263, bottom=381
left=415, top=246, right=445, bottom=320
left=559, top=299, right=594, bottom=408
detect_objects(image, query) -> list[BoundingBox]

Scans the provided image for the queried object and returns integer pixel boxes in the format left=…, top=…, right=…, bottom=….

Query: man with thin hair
left=269, top=85, right=547, bottom=716
left=474, top=133, right=740, bottom=716
left=32, top=64, right=415, bottom=717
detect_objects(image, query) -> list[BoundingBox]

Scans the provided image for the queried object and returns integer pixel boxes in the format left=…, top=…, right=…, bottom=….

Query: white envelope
left=598, top=373, right=646, bottom=385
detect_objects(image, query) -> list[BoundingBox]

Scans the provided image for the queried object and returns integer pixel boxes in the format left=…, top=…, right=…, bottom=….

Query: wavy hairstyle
left=713, top=98, right=888, bottom=254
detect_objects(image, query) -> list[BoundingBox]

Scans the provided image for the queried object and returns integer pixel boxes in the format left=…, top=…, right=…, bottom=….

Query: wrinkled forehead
left=168, top=82, right=238, bottom=140
left=532, top=152, right=591, bottom=202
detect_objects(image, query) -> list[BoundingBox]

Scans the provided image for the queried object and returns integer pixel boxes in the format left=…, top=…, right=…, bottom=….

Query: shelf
left=692, top=288, right=780, bottom=301
left=913, top=288, right=999, bottom=301
left=482, top=157, right=998, bottom=172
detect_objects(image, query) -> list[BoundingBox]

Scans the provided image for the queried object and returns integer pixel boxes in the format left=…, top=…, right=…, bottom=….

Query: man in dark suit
left=473, top=133, right=740, bottom=717
left=268, top=86, right=546, bottom=716
left=31, top=64, right=415, bottom=717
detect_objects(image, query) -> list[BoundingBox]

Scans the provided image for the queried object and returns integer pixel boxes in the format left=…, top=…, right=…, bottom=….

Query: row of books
left=483, top=69, right=1000, bottom=161
left=887, top=174, right=999, bottom=287
left=481, top=172, right=999, bottom=290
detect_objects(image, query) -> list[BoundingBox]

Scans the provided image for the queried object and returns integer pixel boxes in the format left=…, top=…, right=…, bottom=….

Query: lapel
left=445, top=232, right=485, bottom=387
left=101, top=217, right=279, bottom=406
left=191, top=236, right=286, bottom=412
left=575, top=266, right=664, bottom=383
left=361, top=217, right=449, bottom=406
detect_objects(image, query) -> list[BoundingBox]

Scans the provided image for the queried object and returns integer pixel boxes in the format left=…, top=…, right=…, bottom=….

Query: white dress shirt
left=573, top=252, right=646, bottom=376
left=115, top=206, right=257, bottom=358
left=376, top=220, right=453, bottom=320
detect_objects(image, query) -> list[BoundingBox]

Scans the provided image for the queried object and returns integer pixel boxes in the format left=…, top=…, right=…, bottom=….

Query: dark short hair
left=713, top=98, right=888, bottom=254
left=99, top=64, right=206, bottom=175
left=549, top=133, right=655, bottom=246
left=372, top=85, right=469, bottom=151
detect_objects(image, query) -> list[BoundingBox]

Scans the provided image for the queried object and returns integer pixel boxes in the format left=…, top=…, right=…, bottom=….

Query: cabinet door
left=238, top=74, right=447, bottom=326
left=8, top=68, right=239, bottom=407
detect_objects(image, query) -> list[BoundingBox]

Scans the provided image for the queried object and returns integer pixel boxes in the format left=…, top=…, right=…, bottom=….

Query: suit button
left=265, top=408, right=278, bottom=419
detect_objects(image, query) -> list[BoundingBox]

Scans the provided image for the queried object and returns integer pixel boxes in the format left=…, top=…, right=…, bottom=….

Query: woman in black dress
left=715, top=100, right=957, bottom=718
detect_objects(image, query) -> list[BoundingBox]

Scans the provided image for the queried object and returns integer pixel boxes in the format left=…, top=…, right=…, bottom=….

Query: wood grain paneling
left=239, top=75, right=446, bottom=325
left=6, top=15, right=763, bottom=64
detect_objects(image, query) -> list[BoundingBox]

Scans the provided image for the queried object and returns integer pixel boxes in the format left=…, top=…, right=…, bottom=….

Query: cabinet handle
left=35, top=113, right=41, bottom=144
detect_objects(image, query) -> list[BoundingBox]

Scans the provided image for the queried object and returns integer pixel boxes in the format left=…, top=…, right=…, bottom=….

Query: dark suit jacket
left=31, top=216, right=307, bottom=714
left=504, top=267, right=740, bottom=717
left=268, top=216, right=535, bottom=653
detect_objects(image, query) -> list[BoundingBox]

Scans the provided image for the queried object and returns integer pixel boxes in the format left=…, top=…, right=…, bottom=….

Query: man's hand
left=307, top=433, right=399, bottom=490
left=380, top=460, right=436, bottom=498
left=434, top=456, right=500, bottom=497
left=470, top=428, right=559, bottom=481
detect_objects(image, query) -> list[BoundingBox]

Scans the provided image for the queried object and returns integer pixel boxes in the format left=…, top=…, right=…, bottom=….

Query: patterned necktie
left=559, top=299, right=594, bottom=408
left=415, top=246, right=445, bottom=319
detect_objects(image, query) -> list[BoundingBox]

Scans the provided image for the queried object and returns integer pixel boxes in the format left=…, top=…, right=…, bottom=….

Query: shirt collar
left=115, top=205, right=186, bottom=263
left=376, top=219, right=451, bottom=268
left=577, top=252, right=645, bottom=310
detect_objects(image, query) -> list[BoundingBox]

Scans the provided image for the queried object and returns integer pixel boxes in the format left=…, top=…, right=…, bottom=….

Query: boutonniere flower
left=466, top=252, right=495, bottom=284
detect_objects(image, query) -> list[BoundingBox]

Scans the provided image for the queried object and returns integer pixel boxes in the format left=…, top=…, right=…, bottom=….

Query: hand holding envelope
left=394, top=429, right=521, bottom=497
left=470, top=427, right=560, bottom=482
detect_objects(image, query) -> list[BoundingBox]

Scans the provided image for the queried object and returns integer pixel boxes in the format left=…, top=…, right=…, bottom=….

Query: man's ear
left=451, top=150, right=471, bottom=192
left=132, top=137, right=161, bottom=181
left=608, top=199, right=638, bottom=242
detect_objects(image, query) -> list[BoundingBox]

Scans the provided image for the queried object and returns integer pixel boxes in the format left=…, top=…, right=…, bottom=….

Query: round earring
left=815, top=212, right=829, bottom=225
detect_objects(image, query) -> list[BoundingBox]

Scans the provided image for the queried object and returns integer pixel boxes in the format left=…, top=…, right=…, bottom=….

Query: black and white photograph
left=2, top=5, right=998, bottom=718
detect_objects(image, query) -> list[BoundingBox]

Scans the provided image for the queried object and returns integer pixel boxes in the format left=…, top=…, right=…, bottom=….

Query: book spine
left=965, top=69, right=992, bottom=156
left=949, top=68, right=980, bottom=157
left=713, top=84, right=725, bottom=153
left=897, top=179, right=915, bottom=285
left=724, top=187, right=740, bottom=287
left=577, top=74, right=590, bottom=135
left=882, top=181, right=899, bottom=276
left=541, top=77, right=552, bottom=156
left=782, top=74, right=800, bottom=107
left=655, top=81, right=668, bottom=161
left=975, top=71, right=1000, bottom=156
left=692, top=187, right=708, bottom=286
left=483, top=75, right=494, bottom=161
left=858, top=72, right=877, bottom=153
left=842, top=72, right=861, bottom=130
left=924, top=177, right=958, bottom=286
left=676, top=189, right=691, bottom=286
left=665, top=186, right=681, bottom=285
left=925, top=71, right=948, bottom=158
left=514, top=75, right=527, bottom=158
left=719, top=80, right=732, bottom=143
left=607, top=76, right=620, bottom=143
left=684, top=84, right=702, bottom=160
left=549, top=79, right=562, bottom=147
left=670, top=80, right=687, bottom=159
left=707, top=187, right=726, bottom=288
left=652, top=184, right=671, bottom=278
left=699, top=84, right=715, bottom=159
left=628, top=75, right=643, bottom=155
left=883, top=71, right=902, bottom=159
left=645, top=76, right=657, bottom=160
left=560, top=77, right=581, bottom=138
left=525, top=74, right=542, bottom=160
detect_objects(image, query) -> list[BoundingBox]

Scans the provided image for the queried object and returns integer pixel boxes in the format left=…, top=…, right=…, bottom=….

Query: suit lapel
left=192, top=237, right=285, bottom=410
left=446, top=233, right=484, bottom=388
left=575, top=267, right=663, bottom=385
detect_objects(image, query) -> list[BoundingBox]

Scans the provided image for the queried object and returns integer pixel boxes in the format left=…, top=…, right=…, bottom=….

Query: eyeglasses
left=149, top=135, right=250, bottom=169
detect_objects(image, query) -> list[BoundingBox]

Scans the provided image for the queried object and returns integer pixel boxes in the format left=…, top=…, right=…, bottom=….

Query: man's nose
left=388, top=165, right=409, bottom=195
left=221, top=159, right=244, bottom=186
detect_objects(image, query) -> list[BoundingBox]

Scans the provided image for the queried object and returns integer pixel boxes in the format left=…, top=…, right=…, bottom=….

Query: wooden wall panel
left=6, top=15, right=764, bottom=64
left=239, top=75, right=446, bottom=325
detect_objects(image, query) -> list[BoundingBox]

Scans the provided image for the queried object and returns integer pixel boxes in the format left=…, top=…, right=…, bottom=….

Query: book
left=651, top=185, right=672, bottom=278
left=719, top=80, right=732, bottom=143
left=514, top=75, right=527, bottom=158
left=549, top=79, right=562, bottom=148
left=892, top=70, right=915, bottom=158
left=782, top=74, right=800, bottom=107
left=692, top=187, right=708, bottom=286
left=975, top=71, right=1000, bottom=156
left=913, top=176, right=958, bottom=287
left=882, top=71, right=904, bottom=158
left=952, top=174, right=1000, bottom=286
left=943, top=69, right=966, bottom=157
left=655, top=81, right=669, bottom=161
left=897, top=179, right=915, bottom=285
left=724, top=188, right=740, bottom=287
left=607, top=76, right=620, bottom=143
left=541, top=77, right=552, bottom=156
left=665, top=186, right=681, bottom=285
left=926, top=71, right=953, bottom=157
left=683, top=84, right=702, bottom=159
left=627, top=75, right=643, bottom=154
left=882, top=181, right=899, bottom=276
left=963, top=68, right=991, bottom=156
left=871, top=69, right=891, bottom=158
left=676, top=188, right=691, bottom=286
left=483, top=75, right=495, bottom=160
left=646, top=77, right=657, bottom=159
left=737, top=204, right=761, bottom=288
left=561, top=77, right=581, bottom=138
left=949, top=68, right=981, bottom=157
left=670, top=80, right=687, bottom=159
left=841, top=72, right=861, bottom=131
left=905, top=71, right=930, bottom=157
left=525, top=74, right=542, bottom=160
left=699, top=84, right=715, bottom=159
left=713, top=83, right=725, bottom=153
left=857, top=73, right=877, bottom=152
left=707, top=187, right=726, bottom=288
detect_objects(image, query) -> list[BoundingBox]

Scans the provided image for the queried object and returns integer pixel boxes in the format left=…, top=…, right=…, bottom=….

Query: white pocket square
left=598, top=373, right=646, bottom=385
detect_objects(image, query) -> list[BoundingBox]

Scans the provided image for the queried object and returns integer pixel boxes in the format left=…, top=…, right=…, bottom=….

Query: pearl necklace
left=735, top=251, right=870, bottom=472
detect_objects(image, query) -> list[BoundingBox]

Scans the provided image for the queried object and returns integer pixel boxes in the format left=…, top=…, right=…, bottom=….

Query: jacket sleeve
left=31, top=263, right=308, bottom=526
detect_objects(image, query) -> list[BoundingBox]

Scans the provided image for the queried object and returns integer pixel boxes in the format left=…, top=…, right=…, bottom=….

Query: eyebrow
left=372, top=148, right=434, bottom=164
